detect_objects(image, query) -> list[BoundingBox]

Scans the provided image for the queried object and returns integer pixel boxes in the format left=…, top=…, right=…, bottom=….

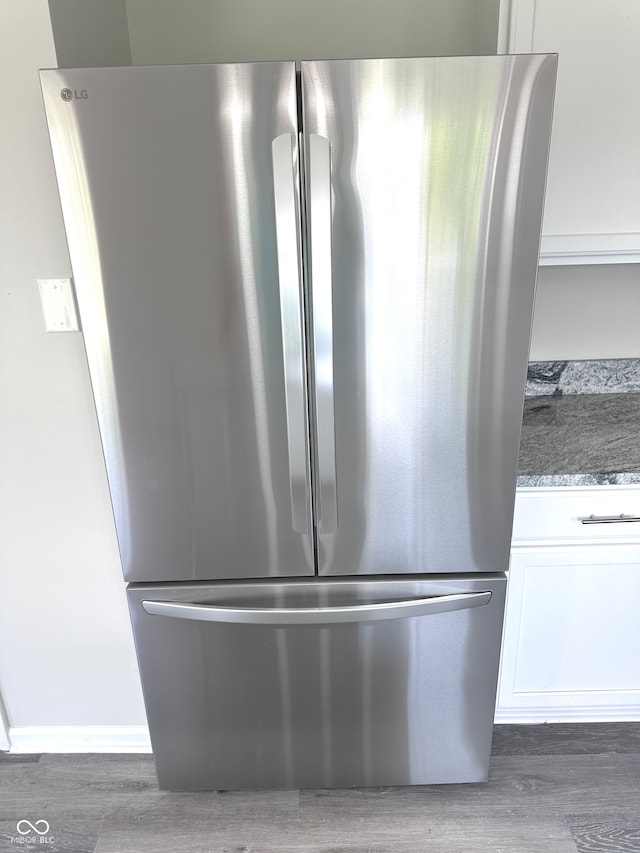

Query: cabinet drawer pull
left=579, top=514, right=640, bottom=525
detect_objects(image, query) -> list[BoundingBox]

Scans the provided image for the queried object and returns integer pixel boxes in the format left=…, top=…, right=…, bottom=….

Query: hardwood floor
left=0, top=724, right=639, bottom=852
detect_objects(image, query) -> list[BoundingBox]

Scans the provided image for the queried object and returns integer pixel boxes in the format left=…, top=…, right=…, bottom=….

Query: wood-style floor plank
left=0, top=752, right=41, bottom=764
left=566, top=813, right=640, bottom=853
left=0, top=724, right=638, bottom=853
left=492, top=722, right=640, bottom=756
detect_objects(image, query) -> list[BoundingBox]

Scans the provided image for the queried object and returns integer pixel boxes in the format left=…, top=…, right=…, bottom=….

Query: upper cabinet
left=500, top=0, right=640, bottom=265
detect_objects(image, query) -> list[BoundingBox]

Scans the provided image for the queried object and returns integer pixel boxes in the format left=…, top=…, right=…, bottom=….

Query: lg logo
left=60, top=87, right=88, bottom=101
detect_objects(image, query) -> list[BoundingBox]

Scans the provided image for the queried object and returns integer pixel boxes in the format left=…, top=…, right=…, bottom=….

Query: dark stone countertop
left=517, top=393, right=640, bottom=488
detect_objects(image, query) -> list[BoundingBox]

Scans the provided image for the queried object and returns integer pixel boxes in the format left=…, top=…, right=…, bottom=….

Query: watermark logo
left=11, top=819, right=54, bottom=845
left=17, top=822, right=49, bottom=836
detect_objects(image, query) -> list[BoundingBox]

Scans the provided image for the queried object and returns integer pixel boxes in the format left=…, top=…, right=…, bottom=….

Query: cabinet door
left=497, top=547, right=640, bottom=721
left=504, top=0, right=640, bottom=263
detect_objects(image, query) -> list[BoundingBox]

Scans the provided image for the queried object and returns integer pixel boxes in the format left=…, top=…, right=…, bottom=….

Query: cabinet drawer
left=512, top=486, right=640, bottom=545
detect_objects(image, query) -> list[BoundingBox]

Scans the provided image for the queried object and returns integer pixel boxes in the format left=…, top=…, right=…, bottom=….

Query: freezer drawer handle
left=272, top=133, right=310, bottom=534
left=308, top=133, right=338, bottom=534
left=141, top=591, right=492, bottom=626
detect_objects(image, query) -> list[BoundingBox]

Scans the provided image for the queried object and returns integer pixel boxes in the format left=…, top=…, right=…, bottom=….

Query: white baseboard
left=6, top=713, right=639, bottom=754
left=8, top=725, right=152, bottom=754
left=0, top=698, right=10, bottom=751
left=495, top=704, right=640, bottom=724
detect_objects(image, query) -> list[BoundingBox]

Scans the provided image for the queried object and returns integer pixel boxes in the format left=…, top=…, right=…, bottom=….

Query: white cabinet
left=497, top=486, right=640, bottom=722
left=500, top=0, right=640, bottom=264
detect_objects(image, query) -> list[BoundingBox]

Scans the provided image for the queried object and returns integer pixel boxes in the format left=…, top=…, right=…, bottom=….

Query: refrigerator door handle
left=308, top=133, right=338, bottom=533
left=272, top=133, right=310, bottom=534
left=142, top=591, right=492, bottom=625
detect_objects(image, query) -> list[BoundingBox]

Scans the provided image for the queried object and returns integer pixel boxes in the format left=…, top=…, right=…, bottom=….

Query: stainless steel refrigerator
left=40, top=55, right=556, bottom=791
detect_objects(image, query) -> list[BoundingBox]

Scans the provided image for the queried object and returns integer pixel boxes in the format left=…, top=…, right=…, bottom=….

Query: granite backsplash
left=526, top=359, right=640, bottom=396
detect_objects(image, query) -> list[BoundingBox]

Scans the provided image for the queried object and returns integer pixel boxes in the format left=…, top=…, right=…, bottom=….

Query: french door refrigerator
left=40, top=54, right=556, bottom=791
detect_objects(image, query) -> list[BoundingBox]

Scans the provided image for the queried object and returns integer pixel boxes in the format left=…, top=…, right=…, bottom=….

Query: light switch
left=37, top=278, right=80, bottom=332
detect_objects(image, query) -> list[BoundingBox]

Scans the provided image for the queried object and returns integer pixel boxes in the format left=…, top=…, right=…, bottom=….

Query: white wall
left=0, top=1, right=146, bottom=738
left=48, top=0, right=132, bottom=67
left=125, top=0, right=499, bottom=64
left=531, top=265, right=640, bottom=361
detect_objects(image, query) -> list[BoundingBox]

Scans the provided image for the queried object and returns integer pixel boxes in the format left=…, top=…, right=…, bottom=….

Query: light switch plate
left=37, top=278, right=80, bottom=332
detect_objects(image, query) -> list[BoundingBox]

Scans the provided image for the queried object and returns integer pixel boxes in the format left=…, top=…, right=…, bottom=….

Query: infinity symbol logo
left=16, top=819, right=50, bottom=835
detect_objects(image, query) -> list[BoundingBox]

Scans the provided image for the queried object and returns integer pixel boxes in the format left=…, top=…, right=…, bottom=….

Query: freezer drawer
left=128, top=575, right=506, bottom=791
